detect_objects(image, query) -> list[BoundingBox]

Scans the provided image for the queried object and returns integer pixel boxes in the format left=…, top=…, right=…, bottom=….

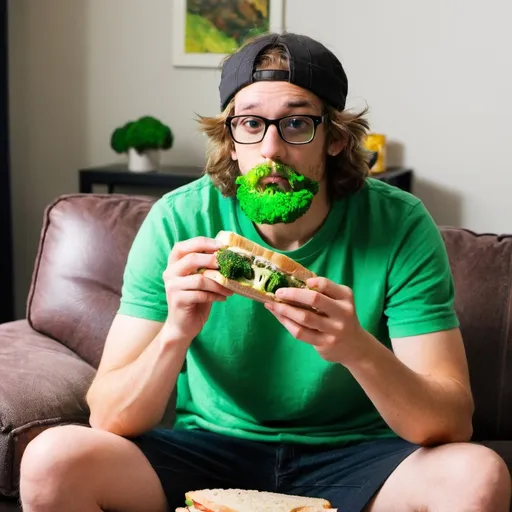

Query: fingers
left=167, top=252, right=219, bottom=278
left=266, top=277, right=357, bottom=345
left=274, top=279, right=354, bottom=318
left=168, top=237, right=224, bottom=265
left=173, top=290, right=229, bottom=306
left=306, top=277, right=353, bottom=301
left=268, top=309, right=336, bottom=346
left=265, top=301, right=344, bottom=336
left=166, top=274, right=233, bottom=297
left=164, top=238, right=233, bottom=306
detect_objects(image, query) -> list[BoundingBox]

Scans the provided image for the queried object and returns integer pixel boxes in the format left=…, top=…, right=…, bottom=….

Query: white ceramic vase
left=127, top=148, right=161, bottom=172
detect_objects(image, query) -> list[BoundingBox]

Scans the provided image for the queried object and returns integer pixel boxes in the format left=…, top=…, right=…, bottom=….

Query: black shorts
left=131, top=428, right=419, bottom=512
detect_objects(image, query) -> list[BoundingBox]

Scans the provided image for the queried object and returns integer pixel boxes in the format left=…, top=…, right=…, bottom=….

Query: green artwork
left=185, top=0, right=270, bottom=54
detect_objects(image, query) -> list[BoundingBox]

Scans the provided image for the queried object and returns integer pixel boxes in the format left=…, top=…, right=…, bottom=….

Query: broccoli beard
left=235, top=163, right=319, bottom=225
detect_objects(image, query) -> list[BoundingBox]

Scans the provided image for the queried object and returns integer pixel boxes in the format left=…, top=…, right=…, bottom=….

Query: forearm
left=87, top=326, right=189, bottom=438
left=346, top=331, right=474, bottom=446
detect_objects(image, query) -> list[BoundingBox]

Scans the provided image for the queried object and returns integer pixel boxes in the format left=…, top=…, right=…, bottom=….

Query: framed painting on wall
left=172, top=0, right=285, bottom=68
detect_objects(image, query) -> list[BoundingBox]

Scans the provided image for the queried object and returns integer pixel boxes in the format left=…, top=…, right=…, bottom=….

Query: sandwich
left=201, top=231, right=318, bottom=311
left=176, top=488, right=337, bottom=511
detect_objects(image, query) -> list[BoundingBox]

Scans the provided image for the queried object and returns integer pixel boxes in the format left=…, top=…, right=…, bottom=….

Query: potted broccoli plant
left=110, top=115, right=174, bottom=172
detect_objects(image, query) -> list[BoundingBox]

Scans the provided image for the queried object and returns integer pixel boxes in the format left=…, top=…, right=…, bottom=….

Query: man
left=19, top=32, right=510, bottom=512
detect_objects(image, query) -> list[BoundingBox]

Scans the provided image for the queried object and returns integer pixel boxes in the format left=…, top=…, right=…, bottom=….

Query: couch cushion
left=0, top=320, right=95, bottom=497
left=441, top=228, right=512, bottom=441
left=27, top=194, right=155, bottom=368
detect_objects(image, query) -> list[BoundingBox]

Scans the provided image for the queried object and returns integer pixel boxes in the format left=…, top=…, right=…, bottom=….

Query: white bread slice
left=214, top=231, right=316, bottom=283
left=185, top=488, right=334, bottom=512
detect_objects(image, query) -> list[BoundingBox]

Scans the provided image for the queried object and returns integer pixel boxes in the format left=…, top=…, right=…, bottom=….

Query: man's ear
left=327, top=136, right=345, bottom=157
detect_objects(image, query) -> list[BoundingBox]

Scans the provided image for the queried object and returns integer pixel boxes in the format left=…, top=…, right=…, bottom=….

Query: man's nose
left=260, top=124, right=286, bottom=161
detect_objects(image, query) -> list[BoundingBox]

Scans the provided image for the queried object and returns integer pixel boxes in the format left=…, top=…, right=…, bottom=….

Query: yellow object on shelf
left=364, top=133, right=387, bottom=174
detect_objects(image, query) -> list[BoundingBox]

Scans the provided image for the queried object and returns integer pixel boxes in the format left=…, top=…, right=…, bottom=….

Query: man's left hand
left=265, top=277, right=371, bottom=365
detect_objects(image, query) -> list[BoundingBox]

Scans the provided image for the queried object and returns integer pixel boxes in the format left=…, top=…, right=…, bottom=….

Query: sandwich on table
left=175, top=488, right=338, bottom=511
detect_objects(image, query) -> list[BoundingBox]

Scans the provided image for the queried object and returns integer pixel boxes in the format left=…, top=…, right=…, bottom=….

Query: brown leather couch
left=1, top=192, right=511, bottom=511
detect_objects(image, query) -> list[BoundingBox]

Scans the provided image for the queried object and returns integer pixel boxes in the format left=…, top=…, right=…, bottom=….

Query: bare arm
left=268, top=278, right=474, bottom=447
left=86, top=314, right=189, bottom=437
left=86, top=236, right=231, bottom=438
left=345, top=327, right=474, bottom=446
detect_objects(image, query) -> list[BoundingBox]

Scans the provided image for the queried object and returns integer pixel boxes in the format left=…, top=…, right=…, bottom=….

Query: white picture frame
left=172, top=0, right=285, bottom=68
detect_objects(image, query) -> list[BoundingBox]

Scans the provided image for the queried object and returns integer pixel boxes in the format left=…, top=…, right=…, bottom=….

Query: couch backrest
left=441, top=228, right=512, bottom=441
left=27, top=193, right=512, bottom=441
left=27, top=193, right=155, bottom=368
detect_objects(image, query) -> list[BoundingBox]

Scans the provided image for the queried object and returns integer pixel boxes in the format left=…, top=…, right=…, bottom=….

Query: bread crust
left=294, top=508, right=338, bottom=512
left=184, top=493, right=237, bottom=512
left=175, top=507, right=336, bottom=512
left=215, top=231, right=316, bottom=282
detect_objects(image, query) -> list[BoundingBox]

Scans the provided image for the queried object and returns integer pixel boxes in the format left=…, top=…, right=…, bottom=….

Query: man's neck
left=253, top=184, right=331, bottom=251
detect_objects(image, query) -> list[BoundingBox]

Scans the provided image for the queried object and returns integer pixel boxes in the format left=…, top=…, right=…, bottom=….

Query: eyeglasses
left=225, top=114, right=328, bottom=145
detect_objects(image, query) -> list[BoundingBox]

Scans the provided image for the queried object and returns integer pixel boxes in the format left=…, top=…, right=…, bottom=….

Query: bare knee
left=473, top=446, right=511, bottom=510
left=447, top=444, right=511, bottom=511
left=20, top=424, right=93, bottom=508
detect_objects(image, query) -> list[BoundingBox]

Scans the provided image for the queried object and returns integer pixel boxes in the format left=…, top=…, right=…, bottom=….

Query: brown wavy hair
left=197, top=40, right=371, bottom=199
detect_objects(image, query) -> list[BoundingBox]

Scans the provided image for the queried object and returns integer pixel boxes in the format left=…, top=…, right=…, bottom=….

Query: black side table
left=79, top=164, right=413, bottom=195
left=79, top=164, right=204, bottom=194
left=370, top=167, right=413, bottom=193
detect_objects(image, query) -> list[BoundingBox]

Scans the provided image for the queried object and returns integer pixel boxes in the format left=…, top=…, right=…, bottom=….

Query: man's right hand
left=163, top=236, right=233, bottom=343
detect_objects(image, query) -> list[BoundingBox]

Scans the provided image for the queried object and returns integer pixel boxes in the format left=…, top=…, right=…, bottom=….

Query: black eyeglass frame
left=225, top=114, right=328, bottom=145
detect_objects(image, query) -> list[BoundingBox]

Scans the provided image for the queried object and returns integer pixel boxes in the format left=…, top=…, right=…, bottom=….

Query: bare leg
left=19, top=424, right=168, bottom=512
left=366, top=442, right=511, bottom=511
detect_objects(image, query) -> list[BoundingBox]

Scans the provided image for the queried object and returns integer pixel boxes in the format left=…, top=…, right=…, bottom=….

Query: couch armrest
left=0, top=320, right=96, bottom=497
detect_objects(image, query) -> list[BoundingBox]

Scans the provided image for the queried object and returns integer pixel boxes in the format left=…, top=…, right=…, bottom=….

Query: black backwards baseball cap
left=219, top=32, right=349, bottom=112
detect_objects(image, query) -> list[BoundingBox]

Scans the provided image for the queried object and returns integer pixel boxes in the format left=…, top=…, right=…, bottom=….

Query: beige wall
left=8, top=0, right=512, bottom=318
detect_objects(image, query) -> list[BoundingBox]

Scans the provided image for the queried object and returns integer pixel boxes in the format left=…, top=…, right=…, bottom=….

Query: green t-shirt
left=118, top=175, right=459, bottom=446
